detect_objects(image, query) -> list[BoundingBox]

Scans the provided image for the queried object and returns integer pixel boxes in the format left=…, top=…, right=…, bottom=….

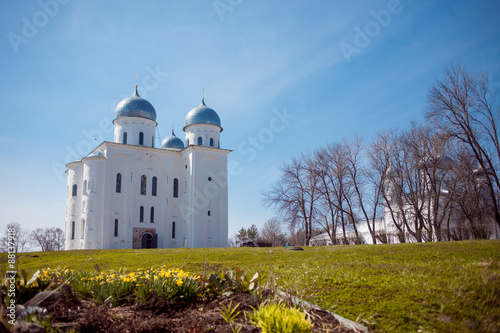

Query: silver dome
left=183, top=98, right=222, bottom=131
left=114, top=87, right=157, bottom=122
left=161, top=130, right=185, bottom=149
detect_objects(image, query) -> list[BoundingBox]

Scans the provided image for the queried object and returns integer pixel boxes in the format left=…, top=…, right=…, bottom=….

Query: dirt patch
left=20, top=286, right=360, bottom=332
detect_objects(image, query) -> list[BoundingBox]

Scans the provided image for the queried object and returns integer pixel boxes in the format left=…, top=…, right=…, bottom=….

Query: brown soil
left=18, top=285, right=361, bottom=332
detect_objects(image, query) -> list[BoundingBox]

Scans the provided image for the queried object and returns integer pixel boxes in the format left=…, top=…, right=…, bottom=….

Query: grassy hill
left=9, top=240, right=500, bottom=332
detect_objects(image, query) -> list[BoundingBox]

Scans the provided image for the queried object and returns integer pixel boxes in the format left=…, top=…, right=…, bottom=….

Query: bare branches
left=261, top=153, right=320, bottom=245
left=262, top=62, right=499, bottom=245
left=30, top=227, right=64, bottom=252
left=426, top=62, right=500, bottom=230
left=1, top=223, right=30, bottom=253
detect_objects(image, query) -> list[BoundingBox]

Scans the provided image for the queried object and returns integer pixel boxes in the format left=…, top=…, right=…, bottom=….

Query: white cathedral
left=64, top=87, right=230, bottom=250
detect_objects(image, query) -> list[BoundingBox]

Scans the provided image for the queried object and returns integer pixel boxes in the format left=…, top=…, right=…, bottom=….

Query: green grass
left=8, top=240, right=500, bottom=332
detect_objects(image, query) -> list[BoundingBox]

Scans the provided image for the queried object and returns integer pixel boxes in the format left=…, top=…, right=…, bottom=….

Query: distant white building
left=65, top=87, right=230, bottom=250
left=310, top=159, right=499, bottom=246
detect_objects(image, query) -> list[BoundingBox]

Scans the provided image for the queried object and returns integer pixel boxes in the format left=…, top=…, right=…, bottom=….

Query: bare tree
left=315, top=142, right=356, bottom=244
left=391, top=127, right=433, bottom=242
left=344, top=136, right=385, bottom=244
left=258, top=218, right=287, bottom=247
left=1, top=223, right=30, bottom=253
left=30, top=227, right=64, bottom=252
left=262, top=153, right=320, bottom=246
left=401, top=124, right=459, bottom=241
left=314, top=147, right=341, bottom=244
left=426, top=62, right=500, bottom=230
left=447, top=143, right=495, bottom=239
left=369, top=129, right=408, bottom=242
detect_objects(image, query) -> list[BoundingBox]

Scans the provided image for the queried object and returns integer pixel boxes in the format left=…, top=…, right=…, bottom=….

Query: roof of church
left=114, top=87, right=157, bottom=122
left=161, top=130, right=185, bottom=149
left=184, top=98, right=222, bottom=131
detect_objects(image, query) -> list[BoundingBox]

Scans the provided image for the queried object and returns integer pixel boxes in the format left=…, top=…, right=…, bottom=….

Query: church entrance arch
left=141, top=233, right=153, bottom=248
left=134, top=229, right=158, bottom=249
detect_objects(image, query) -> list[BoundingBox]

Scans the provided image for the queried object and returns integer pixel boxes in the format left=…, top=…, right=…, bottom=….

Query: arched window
left=116, top=173, right=122, bottom=193
left=83, top=180, right=87, bottom=194
left=152, top=176, right=157, bottom=196
left=114, top=219, right=118, bottom=237
left=210, top=138, right=214, bottom=147
left=123, top=132, right=128, bottom=144
left=198, top=137, right=202, bottom=145
left=218, top=140, right=220, bottom=148
left=81, top=219, right=85, bottom=239
left=71, top=221, right=75, bottom=239
left=173, top=178, right=179, bottom=198
left=139, top=132, right=144, bottom=145
left=172, top=222, right=176, bottom=239
left=140, top=175, right=147, bottom=195
left=140, top=206, right=144, bottom=222
left=187, top=138, right=190, bottom=146
left=152, top=136, right=154, bottom=147
left=72, top=184, right=77, bottom=196
left=150, top=207, right=155, bottom=223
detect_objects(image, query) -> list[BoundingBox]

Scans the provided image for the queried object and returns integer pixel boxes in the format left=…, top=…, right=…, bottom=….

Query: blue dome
left=114, top=87, right=157, bottom=121
left=184, top=98, right=222, bottom=131
left=161, top=130, right=184, bottom=149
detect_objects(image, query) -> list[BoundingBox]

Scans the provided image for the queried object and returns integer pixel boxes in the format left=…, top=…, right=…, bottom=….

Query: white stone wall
left=65, top=140, right=230, bottom=250
left=65, top=162, right=83, bottom=250
left=184, top=123, right=221, bottom=148
left=113, top=117, right=157, bottom=147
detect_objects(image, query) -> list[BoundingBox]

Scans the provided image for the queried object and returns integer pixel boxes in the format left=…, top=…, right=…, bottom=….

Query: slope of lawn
left=9, top=240, right=500, bottom=332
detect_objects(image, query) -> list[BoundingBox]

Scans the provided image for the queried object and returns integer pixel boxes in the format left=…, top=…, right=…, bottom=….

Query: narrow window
left=218, top=140, right=220, bottom=148
left=173, top=178, right=179, bottom=198
left=123, top=132, right=128, bottom=144
left=208, top=210, right=211, bottom=216
left=172, top=222, right=176, bottom=239
left=187, top=138, right=190, bottom=146
left=152, top=176, right=157, bottom=196
left=114, top=219, right=119, bottom=237
left=72, top=184, right=77, bottom=196
left=150, top=207, right=155, bottom=223
left=210, top=138, right=214, bottom=147
left=140, top=206, right=144, bottom=222
left=81, top=219, right=85, bottom=239
left=71, top=221, right=75, bottom=239
left=198, top=137, right=202, bottom=145
left=152, top=136, right=154, bottom=147
left=140, top=175, right=147, bottom=195
left=116, top=173, right=122, bottom=193
left=83, top=180, right=87, bottom=194
left=139, top=132, right=144, bottom=145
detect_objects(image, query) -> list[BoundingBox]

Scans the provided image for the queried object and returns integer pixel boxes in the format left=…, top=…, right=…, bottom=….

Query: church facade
left=64, top=87, right=230, bottom=250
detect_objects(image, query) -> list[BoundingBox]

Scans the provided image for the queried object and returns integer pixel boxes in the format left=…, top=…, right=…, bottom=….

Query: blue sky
left=1, top=0, right=499, bottom=239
